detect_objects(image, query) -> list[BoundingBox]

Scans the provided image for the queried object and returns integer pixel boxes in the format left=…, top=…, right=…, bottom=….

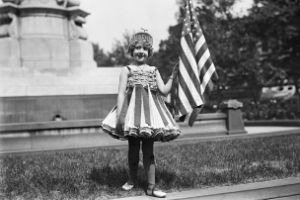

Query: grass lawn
left=0, top=134, right=300, bottom=200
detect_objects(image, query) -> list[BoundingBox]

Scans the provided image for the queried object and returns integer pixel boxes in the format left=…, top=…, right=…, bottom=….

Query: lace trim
left=100, top=124, right=180, bottom=142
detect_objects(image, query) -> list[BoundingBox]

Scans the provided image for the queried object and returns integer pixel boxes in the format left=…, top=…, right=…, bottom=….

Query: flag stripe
left=179, top=54, right=200, bottom=93
left=178, top=84, right=192, bottom=114
left=179, top=59, right=203, bottom=103
left=201, top=63, right=215, bottom=94
left=198, top=49, right=211, bottom=72
left=195, top=42, right=208, bottom=62
left=195, top=35, right=206, bottom=54
left=183, top=34, right=196, bottom=56
left=180, top=37, right=200, bottom=84
left=199, top=56, right=213, bottom=82
left=178, top=71, right=199, bottom=109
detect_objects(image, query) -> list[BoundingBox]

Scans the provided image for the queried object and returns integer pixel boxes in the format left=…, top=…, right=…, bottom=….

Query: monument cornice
left=0, top=3, right=89, bottom=17
left=0, top=2, right=18, bottom=13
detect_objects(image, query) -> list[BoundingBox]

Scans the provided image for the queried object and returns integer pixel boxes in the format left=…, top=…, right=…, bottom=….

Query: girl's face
left=132, top=42, right=149, bottom=64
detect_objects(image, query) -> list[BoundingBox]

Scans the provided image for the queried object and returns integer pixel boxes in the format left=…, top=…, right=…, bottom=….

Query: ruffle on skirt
left=100, top=84, right=181, bottom=142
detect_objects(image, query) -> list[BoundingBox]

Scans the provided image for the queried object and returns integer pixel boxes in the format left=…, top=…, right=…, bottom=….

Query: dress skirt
left=101, top=84, right=181, bottom=142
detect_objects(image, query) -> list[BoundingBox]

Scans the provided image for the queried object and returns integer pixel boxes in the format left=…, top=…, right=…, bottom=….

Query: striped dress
left=101, top=65, right=181, bottom=142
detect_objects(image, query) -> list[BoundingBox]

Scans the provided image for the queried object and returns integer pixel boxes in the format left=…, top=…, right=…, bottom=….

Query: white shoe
left=146, top=187, right=166, bottom=198
left=122, top=182, right=134, bottom=191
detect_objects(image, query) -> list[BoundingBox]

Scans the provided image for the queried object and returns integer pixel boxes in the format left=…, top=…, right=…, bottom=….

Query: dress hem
left=100, top=124, right=180, bottom=142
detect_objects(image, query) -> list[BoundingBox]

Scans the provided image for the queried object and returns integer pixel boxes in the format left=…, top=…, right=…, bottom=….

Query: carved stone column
left=0, top=8, right=21, bottom=68
left=0, top=0, right=96, bottom=72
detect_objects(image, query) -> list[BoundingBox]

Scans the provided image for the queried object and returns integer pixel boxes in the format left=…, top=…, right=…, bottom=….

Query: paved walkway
left=114, top=177, right=300, bottom=200
left=1, top=125, right=300, bottom=154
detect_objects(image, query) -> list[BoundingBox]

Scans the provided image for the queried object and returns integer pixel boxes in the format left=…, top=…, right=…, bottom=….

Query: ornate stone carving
left=56, top=0, right=80, bottom=7
left=69, top=15, right=87, bottom=40
left=2, top=0, right=22, bottom=4
left=0, top=0, right=93, bottom=71
left=0, top=13, right=18, bottom=38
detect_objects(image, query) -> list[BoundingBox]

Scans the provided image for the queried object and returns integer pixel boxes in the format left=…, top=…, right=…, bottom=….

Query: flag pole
left=187, top=0, right=203, bottom=126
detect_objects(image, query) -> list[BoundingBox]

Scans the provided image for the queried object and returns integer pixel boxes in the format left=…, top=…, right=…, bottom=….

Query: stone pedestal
left=0, top=38, right=20, bottom=68
left=0, top=67, right=122, bottom=123
left=0, top=0, right=120, bottom=124
left=0, top=0, right=96, bottom=71
left=70, top=39, right=95, bottom=69
left=221, top=99, right=247, bottom=135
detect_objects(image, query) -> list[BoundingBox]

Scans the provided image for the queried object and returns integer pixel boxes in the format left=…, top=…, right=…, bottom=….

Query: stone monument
left=0, top=0, right=121, bottom=124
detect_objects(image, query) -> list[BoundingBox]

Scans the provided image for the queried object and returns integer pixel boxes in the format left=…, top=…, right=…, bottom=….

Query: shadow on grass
left=89, top=164, right=179, bottom=190
left=90, top=165, right=128, bottom=188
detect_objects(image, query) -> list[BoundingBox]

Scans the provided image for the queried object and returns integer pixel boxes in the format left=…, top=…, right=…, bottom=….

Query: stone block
left=0, top=38, right=20, bottom=68
left=0, top=67, right=122, bottom=97
left=69, top=39, right=96, bottom=68
left=20, top=14, right=67, bottom=38
left=0, top=94, right=117, bottom=123
left=221, top=99, right=247, bottom=134
left=21, top=38, right=70, bottom=70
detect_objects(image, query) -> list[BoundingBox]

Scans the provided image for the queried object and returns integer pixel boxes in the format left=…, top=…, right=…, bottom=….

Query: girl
left=101, top=31, right=180, bottom=198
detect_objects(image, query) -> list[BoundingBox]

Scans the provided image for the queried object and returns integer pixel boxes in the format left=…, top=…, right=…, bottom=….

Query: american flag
left=176, top=0, right=218, bottom=117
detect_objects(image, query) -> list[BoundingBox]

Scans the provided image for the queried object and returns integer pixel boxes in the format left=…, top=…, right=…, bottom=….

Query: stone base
left=0, top=67, right=121, bottom=124
left=0, top=94, right=117, bottom=124
left=0, top=38, right=21, bottom=68
left=21, top=37, right=70, bottom=72
left=70, top=39, right=96, bottom=69
left=0, top=67, right=121, bottom=96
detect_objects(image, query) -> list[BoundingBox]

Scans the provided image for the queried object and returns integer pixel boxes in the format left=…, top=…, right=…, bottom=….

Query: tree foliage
left=248, top=0, right=300, bottom=91
left=155, top=0, right=300, bottom=92
left=92, top=31, right=133, bottom=67
left=108, top=31, right=132, bottom=66
left=93, top=0, right=300, bottom=93
left=92, top=43, right=113, bottom=67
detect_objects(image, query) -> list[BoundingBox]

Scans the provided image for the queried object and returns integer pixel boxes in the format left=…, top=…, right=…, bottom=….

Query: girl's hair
left=127, top=40, right=153, bottom=57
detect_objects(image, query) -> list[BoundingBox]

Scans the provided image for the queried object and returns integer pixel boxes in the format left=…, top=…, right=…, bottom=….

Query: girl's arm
left=117, top=67, right=129, bottom=119
left=156, top=69, right=176, bottom=95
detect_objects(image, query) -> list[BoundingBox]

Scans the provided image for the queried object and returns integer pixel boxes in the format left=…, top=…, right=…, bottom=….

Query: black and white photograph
left=0, top=0, right=299, bottom=199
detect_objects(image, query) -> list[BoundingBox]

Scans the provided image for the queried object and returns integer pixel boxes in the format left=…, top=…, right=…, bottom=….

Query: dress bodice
left=126, top=65, right=158, bottom=90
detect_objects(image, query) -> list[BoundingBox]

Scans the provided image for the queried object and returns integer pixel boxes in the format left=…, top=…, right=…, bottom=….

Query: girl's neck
left=132, top=61, right=147, bottom=66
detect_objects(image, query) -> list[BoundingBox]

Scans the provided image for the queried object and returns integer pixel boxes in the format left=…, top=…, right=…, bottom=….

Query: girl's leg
left=142, top=139, right=166, bottom=198
left=128, top=137, right=140, bottom=185
left=141, top=139, right=155, bottom=187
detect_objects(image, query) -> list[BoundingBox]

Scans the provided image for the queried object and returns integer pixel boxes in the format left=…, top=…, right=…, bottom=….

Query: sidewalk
left=1, top=125, right=300, bottom=154
left=114, top=176, right=300, bottom=200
